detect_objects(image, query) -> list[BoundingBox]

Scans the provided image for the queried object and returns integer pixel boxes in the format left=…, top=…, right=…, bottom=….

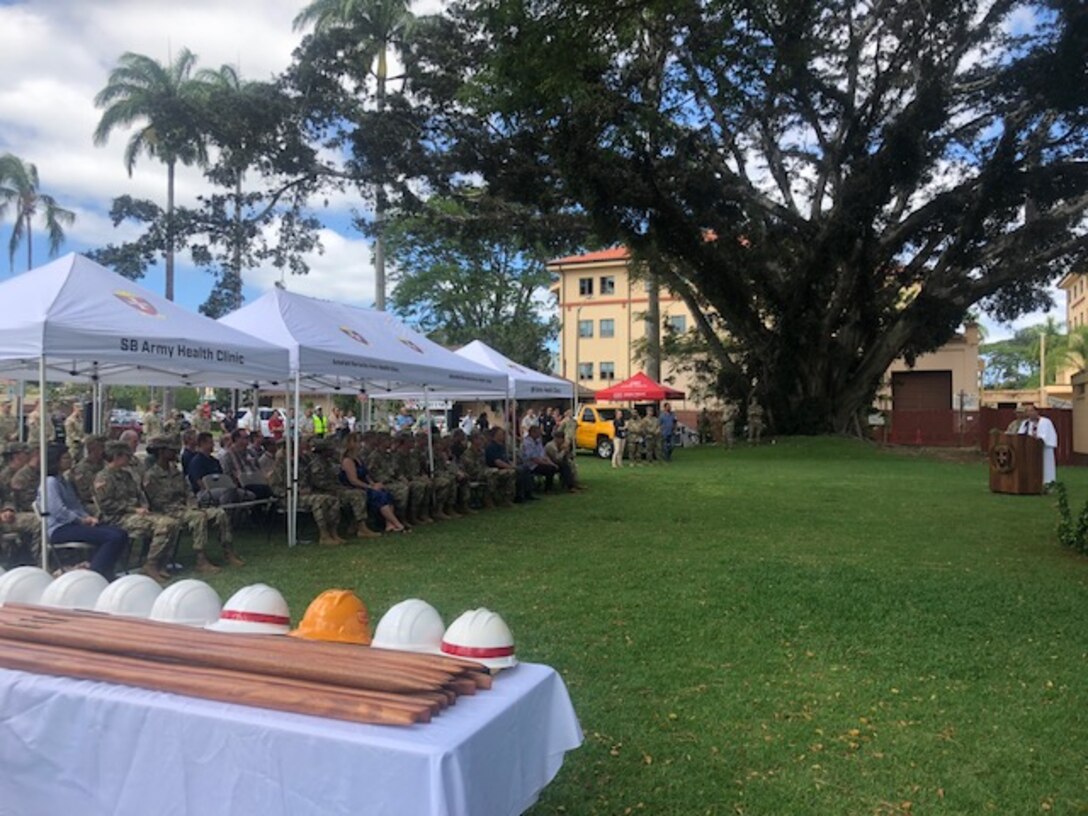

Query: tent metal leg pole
left=38, top=356, right=49, bottom=571
left=290, top=370, right=301, bottom=547
left=425, top=387, right=434, bottom=474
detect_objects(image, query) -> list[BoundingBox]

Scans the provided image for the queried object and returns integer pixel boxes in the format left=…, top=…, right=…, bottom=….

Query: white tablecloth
left=0, top=662, right=582, bottom=816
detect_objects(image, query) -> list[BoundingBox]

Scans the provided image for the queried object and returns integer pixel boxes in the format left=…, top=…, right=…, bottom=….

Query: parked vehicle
left=108, top=409, right=143, bottom=440
left=575, top=405, right=627, bottom=459
left=235, top=407, right=287, bottom=439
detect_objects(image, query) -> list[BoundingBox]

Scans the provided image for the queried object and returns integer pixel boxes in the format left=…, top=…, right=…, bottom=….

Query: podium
left=988, top=432, right=1043, bottom=495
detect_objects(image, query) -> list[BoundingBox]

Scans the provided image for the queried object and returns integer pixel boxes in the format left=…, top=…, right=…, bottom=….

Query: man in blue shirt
left=660, top=403, right=677, bottom=461
left=521, top=425, right=559, bottom=491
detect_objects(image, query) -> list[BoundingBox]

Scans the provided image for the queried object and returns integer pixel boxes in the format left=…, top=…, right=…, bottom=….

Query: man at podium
left=1017, top=402, right=1058, bottom=485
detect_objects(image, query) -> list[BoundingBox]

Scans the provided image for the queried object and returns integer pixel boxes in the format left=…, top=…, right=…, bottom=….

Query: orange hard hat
left=290, top=589, right=371, bottom=645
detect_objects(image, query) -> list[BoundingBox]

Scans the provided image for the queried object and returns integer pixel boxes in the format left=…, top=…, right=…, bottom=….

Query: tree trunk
left=645, top=273, right=661, bottom=381
left=25, top=214, right=32, bottom=272
left=232, top=174, right=243, bottom=309
left=374, top=47, right=388, bottom=311
left=165, top=159, right=175, bottom=302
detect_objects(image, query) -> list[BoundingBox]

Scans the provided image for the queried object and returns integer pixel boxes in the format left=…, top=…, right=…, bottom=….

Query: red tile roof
left=547, top=247, right=631, bottom=266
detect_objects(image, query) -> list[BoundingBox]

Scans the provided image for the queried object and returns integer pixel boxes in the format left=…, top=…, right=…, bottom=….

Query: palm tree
left=0, top=153, right=76, bottom=274
left=93, top=49, right=208, bottom=301
left=294, top=0, right=415, bottom=310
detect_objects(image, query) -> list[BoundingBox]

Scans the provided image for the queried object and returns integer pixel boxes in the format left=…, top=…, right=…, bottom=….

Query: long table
left=0, top=662, right=582, bottom=816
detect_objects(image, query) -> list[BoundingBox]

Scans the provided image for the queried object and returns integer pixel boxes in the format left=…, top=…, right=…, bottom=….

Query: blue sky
left=0, top=0, right=397, bottom=312
left=0, top=0, right=1068, bottom=342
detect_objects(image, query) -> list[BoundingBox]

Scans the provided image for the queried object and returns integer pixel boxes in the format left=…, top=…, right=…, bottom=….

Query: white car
left=235, top=408, right=287, bottom=438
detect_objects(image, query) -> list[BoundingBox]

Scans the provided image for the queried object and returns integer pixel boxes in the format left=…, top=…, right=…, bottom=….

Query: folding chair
left=33, top=500, right=95, bottom=573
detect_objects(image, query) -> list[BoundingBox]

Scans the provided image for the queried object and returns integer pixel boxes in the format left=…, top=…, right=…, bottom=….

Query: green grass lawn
left=194, top=438, right=1088, bottom=815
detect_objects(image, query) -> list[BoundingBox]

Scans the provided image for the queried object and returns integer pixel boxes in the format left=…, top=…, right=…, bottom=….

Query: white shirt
left=1019, top=417, right=1058, bottom=448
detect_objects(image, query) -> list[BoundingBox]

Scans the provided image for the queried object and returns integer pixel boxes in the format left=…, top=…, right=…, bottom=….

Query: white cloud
left=246, top=227, right=377, bottom=307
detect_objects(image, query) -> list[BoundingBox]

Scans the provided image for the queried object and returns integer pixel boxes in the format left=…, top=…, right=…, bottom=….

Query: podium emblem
left=989, top=443, right=1016, bottom=474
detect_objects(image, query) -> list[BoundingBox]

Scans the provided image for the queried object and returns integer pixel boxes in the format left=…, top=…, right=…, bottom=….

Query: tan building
left=882, top=325, right=982, bottom=411
left=1059, top=272, right=1088, bottom=332
left=550, top=247, right=981, bottom=413
left=548, top=248, right=711, bottom=407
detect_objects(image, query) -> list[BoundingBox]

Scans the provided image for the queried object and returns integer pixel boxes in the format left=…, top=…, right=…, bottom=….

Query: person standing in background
left=1018, top=402, right=1058, bottom=486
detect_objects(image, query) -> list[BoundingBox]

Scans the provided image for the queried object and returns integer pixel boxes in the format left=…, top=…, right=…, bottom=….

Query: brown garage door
left=891, top=370, right=952, bottom=411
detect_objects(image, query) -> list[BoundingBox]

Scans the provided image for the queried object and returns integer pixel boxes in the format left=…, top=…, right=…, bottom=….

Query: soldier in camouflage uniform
left=0, top=442, right=30, bottom=503
left=645, top=406, right=662, bottom=462
left=438, top=437, right=473, bottom=515
left=64, top=403, right=85, bottom=462
left=269, top=441, right=344, bottom=547
left=626, top=413, right=644, bottom=465
left=429, top=438, right=460, bottom=519
left=144, top=435, right=241, bottom=574
left=70, top=435, right=107, bottom=507
left=94, top=441, right=180, bottom=582
left=0, top=403, right=17, bottom=443
left=414, top=434, right=452, bottom=520
left=192, top=409, right=212, bottom=434
left=306, top=438, right=378, bottom=540
left=142, top=402, right=162, bottom=438
left=0, top=443, right=40, bottom=560
left=721, top=402, right=737, bottom=449
left=460, top=432, right=497, bottom=508
left=10, top=446, right=42, bottom=512
left=366, top=435, right=411, bottom=524
left=747, top=400, right=765, bottom=444
left=393, top=434, right=432, bottom=524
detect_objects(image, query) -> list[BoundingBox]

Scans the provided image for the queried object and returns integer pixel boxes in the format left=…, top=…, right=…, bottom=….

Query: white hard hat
left=39, top=570, right=109, bottom=610
left=149, top=579, right=222, bottom=627
left=94, top=574, right=164, bottom=618
left=205, top=583, right=290, bottom=635
left=0, top=566, right=53, bottom=606
left=441, top=608, right=517, bottom=670
left=371, top=598, right=445, bottom=654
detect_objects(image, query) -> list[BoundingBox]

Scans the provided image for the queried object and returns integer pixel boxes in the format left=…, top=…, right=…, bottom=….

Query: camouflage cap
left=104, top=441, right=132, bottom=460
left=146, top=434, right=181, bottom=452
left=311, top=437, right=336, bottom=453
left=3, top=441, right=30, bottom=457
left=83, top=434, right=107, bottom=448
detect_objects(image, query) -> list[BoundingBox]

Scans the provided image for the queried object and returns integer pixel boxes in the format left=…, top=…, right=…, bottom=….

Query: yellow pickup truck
left=575, top=404, right=627, bottom=458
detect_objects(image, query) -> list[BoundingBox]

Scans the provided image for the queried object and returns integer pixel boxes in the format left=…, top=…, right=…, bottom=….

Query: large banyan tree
left=437, top=0, right=1088, bottom=432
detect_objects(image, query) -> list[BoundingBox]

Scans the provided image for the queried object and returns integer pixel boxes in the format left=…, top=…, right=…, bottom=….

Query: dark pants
left=530, top=462, right=560, bottom=491
left=514, top=466, right=536, bottom=500
left=51, top=522, right=128, bottom=580
left=243, top=483, right=273, bottom=501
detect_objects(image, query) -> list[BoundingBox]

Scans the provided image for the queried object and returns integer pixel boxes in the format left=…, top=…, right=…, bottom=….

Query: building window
left=667, top=315, right=687, bottom=334
left=599, top=318, right=615, bottom=338
left=600, top=276, right=615, bottom=295
left=578, top=362, right=594, bottom=381
left=578, top=319, right=594, bottom=338
left=600, top=362, right=615, bottom=380
left=579, top=277, right=594, bottom=296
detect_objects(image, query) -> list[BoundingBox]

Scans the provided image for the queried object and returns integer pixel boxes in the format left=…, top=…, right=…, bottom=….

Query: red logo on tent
left=399, top=338, right=423, bottom=354
left=114, top=290, right=161, bottom=317
left=339, top=326, right=369, bottom=345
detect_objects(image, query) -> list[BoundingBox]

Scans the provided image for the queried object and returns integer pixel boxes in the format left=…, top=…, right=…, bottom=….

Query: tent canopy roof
left=375, top=339, right=574, bottom=401
left=594, top=372, right=685, bottom=402
left=218, top=289, right=506, bottom=395
left=0, top=254, right=290, bottom=386
left=456, top=340, right=573, bottom=400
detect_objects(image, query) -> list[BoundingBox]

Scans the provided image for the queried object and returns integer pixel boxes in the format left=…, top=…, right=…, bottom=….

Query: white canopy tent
left=218, top=288, right=507, bottom=546
left=0, top=254, right=289, bottom=387
left=0, top=254, right=292, bottom=568
left=370, top=339, right=574, bottom=402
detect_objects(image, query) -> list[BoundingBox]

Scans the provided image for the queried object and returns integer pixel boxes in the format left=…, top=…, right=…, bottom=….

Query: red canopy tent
left=594, top=372, right=685, bottom=402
